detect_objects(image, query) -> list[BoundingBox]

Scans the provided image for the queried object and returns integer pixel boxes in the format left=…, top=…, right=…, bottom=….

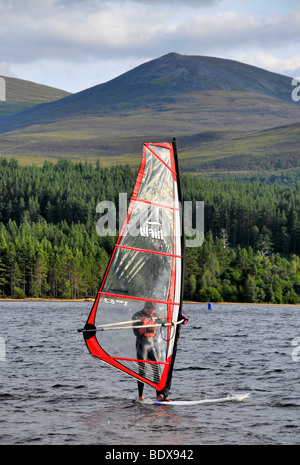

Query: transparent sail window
left=121, top=202, right=175, bottom=255
left=102, top=248, right=173, bottom=301
left=94, top=296, right=173, bottom=385
left=137, top=148, right=174, bottom=206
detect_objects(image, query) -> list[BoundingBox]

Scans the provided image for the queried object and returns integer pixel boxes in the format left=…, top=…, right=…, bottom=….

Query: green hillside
left=1, top=121, right=300, bottom=176
left=0, top=75, right=71, bottom=118
left=179, top=122, right=300, bottom=173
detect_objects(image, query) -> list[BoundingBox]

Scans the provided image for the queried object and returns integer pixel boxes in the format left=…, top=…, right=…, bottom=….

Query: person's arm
left=132, top=313, right=142, bottom=336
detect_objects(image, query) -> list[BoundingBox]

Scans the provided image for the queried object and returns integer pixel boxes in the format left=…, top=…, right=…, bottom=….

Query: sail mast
left=162, top=137, right=185, bottom=396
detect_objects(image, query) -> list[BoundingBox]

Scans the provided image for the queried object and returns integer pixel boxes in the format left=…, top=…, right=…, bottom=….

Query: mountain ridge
left=0, top=53, right=300, bottom=174
left=1, top=53, right=298, bottom=131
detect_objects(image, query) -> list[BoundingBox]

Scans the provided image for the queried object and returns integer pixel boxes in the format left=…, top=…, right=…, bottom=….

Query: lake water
left=0, top=301, right=300, bottom=447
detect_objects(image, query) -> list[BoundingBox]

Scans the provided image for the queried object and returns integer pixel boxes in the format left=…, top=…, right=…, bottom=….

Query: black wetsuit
left=132, top=310, right=166, bottom=399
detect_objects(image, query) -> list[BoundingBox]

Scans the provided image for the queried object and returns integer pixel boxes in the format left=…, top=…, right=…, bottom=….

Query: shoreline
left=0, top=297, right=94, bottom=302
left=0, top=298, right=299, bottom=306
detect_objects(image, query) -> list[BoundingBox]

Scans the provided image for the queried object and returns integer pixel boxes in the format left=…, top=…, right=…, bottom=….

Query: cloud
left=1, top=2, right=145, bottom=61
left=167, top=8, right=300, bottom=53
left=233, top=51, right=300, bottom=78
left=1, top=1, right=300, bottom=91
left=2, top=2, right=299, bottom=62
left=58, top=0, right=221, bottom=6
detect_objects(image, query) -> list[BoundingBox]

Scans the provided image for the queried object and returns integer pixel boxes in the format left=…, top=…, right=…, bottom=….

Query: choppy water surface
left=0, top=301, right=300, bottom=445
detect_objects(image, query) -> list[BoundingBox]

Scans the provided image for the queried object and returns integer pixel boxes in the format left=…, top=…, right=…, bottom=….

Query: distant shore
left=0, top=297, right=94, bottom=302
left=0, top=298, right=299, bottom=306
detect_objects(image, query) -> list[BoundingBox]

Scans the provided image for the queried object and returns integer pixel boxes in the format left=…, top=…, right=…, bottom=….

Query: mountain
left=0, top=75, right=71, bottom=118
left=0, top=53, right=300, bottom=174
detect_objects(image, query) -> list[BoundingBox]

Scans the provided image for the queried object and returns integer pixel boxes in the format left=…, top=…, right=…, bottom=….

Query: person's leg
left=137, top=380, right=144, bottom=400
left=148, top=346, right=171, bottom=402
left=136, top=339, right=147, bottom=400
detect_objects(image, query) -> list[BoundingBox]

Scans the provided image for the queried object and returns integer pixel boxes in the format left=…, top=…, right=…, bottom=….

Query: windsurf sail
left=79, top=139, right=185, bottom=396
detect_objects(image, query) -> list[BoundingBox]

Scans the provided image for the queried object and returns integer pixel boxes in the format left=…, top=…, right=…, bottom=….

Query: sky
left=1, top=0, right=300, bottom=93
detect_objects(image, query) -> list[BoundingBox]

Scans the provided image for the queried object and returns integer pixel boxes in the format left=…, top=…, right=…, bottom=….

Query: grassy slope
left=1, top=95, right=300, bottom=171
left=179, top=122, right=300, bottom=172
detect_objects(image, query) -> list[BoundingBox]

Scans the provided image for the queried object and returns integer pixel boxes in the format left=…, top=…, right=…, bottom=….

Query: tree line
left=184, top=232, right=300, bottom=304
left=0, top=157, right=299, bottom=303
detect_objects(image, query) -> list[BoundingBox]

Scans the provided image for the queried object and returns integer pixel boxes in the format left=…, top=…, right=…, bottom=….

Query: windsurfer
left=132, top=301, right=170, bottom=402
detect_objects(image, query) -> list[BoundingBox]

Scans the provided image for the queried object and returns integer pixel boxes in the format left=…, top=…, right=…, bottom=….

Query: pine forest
left=0, top=158, right=299, bottom=304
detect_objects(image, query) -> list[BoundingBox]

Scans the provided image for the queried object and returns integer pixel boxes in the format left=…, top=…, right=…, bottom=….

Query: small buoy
left=208, top=302, right=213, bottom=310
